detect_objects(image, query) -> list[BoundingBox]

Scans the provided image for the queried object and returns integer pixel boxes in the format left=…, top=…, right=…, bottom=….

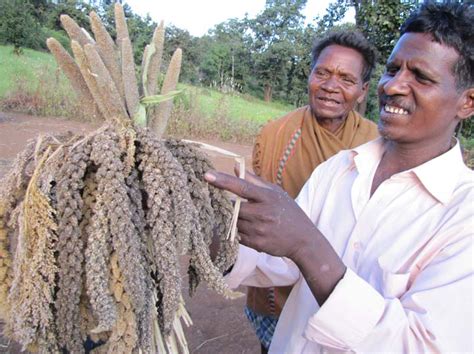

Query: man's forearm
left=290, top=228, right=346, bottom=306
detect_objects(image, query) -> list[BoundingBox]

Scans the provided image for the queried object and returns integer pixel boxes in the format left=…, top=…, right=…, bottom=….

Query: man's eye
left=385, top=67, right=397, bottom=76
left=416, top=73, right=432, bottom=83
left=315, top=70, right=328, bottom=77
left=342, top=77, right=356, bottom=84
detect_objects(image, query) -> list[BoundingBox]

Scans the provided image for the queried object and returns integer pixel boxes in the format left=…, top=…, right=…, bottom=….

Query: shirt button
left=354, top=241, right=362, bottom=250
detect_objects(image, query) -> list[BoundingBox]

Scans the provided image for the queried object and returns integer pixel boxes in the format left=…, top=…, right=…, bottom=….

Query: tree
left=249, top=0, right=307, bottom=102
left=47, top=0, right=95, bottom=33
left=164, top=25, right=200, bottom=83
left=351, top=0, right=418, bottom=61
left=0, top=0, right=38, bottom=55
left=199, top=18, right=253, bottom=92
left=29, top=0, right=53, bottom=24
left=315, top=0, right=418, bottom=63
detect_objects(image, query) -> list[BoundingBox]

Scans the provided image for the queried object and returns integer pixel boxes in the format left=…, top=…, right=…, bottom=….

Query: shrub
left=0, top=0, right=38, bottom=55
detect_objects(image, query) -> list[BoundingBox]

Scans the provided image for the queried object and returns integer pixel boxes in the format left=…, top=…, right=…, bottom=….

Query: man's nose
left=321, top=75, right=340, bottom=93
left=381, top=71, right=410, bottom=96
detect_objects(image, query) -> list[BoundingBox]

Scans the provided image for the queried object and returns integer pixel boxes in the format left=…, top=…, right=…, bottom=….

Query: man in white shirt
left=205, top=2, right=474, bottom=353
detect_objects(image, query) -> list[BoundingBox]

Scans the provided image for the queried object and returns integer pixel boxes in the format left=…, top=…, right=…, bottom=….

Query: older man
left=206, top=2, right=474, bottom=353
left=247, top=31, right=378, bottom=353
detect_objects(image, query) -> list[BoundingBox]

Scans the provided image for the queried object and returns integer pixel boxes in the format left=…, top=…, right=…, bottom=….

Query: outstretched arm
left=205, top=169, right=346, bottom=306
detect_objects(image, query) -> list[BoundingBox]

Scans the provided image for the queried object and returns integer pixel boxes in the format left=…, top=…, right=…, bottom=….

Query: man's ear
left=457, top=88, right=474, bottom=120
left=357, top=82, right=369, bottom=104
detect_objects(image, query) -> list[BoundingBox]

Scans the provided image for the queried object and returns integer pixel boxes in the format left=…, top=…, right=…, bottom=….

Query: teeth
left=320, top=97, right=337, bottom=103
left=384, top=104, right=408, bottom=115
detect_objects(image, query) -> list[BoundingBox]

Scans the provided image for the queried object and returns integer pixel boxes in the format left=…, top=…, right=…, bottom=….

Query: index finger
left=233, top=165, right=273, bottom=190
left=204, top=170, right=267, bottom=201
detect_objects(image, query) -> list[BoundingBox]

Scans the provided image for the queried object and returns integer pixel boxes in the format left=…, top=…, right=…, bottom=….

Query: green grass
left=184, top=85, right=294, bottom=124
left=166, top=85, right=295, bottom=142
left=0, top=45, right=57, bottom=98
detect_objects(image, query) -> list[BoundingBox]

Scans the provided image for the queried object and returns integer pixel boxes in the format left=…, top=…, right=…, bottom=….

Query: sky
left=125, top=0, right=355, bottom=37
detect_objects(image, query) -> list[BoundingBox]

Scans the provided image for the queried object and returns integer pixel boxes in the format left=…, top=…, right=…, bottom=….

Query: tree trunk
left=264, top=84, right=272, bottom=102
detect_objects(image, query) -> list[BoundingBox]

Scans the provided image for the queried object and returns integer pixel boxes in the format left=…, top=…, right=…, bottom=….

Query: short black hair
left=311, top=31, right=377, bottom=83
left=400, top=2, right=474, bottom=91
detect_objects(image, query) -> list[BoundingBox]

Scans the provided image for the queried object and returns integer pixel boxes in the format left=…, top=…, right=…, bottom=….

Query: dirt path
left=0, top=112, right=259, bottom=353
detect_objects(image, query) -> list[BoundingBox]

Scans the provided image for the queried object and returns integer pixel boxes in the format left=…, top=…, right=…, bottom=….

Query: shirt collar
left=349, top=138, right=466, bottom=205
left=351, top=137, right=385, bottom=174
left=410, top=139, right=465, bottom=205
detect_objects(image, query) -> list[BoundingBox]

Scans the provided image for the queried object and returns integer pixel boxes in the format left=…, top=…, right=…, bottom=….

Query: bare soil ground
left=0, top=112, right=259, bottom=353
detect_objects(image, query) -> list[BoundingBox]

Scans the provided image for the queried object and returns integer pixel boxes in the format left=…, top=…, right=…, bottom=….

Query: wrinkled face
left=308, top=45, right=368, bottom=121
left=377, top=33, right=471, bottom=148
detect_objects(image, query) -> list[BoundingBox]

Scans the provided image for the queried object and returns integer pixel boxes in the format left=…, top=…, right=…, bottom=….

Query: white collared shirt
left=226, top=138, right=474, bottom=353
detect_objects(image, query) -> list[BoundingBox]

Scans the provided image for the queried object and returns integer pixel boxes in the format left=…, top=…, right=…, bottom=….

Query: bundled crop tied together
left=0, top=5, right=240, bottom=354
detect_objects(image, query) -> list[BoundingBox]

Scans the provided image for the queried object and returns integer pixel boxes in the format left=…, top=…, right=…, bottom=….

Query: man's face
left=377, top=32, right=468, bottom=147
left=308, top=45, right=368, bottom=121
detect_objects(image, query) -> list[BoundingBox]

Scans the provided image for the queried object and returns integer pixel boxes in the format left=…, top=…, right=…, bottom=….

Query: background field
left=0, top=44, right=294, bottom=144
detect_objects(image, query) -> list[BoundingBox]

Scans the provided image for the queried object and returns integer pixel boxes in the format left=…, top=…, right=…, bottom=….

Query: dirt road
left=0, top=112, right=260, bottom=353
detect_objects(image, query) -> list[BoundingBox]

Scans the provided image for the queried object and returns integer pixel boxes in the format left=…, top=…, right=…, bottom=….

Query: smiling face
left=377, top=33, right=473, bottom=150
left=308, top=45, right=368, bottom=126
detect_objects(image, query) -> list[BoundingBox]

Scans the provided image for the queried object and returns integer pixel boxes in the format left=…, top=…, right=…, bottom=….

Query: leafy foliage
left=351, top=0, right=418, bottom=61
left=48, top=1, right=93, bottom=30
left=0, top=0, right=38, bottom=54
left=249, top=0, right=307, bottom=102
left=164, top=26, right=200, bottom=84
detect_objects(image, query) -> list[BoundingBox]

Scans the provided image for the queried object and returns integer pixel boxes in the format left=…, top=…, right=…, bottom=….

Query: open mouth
left=383, top=104, right=409, bottom=115
left=317, top=97, right=340, bottom=105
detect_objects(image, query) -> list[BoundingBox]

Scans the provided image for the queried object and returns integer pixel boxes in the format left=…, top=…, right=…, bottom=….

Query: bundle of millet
left=0, top=5, right=240, bottom=353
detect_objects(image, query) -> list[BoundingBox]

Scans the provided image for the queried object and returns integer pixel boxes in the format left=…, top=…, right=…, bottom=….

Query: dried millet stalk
left=83, top=171, right=116, bottom=333
left=121, top=38, right=140, bottom=117
left=125, top=169, right=147, bottom=257
left=38, top=139, right=84, bottom=351
left=55, top=138, right=92, bottom=353
left=6, top=206, right=29, bottom=343
left=192, top=160, right=237, bottom=273
left=0, top=219, right=11, bottom=318
left=8, top=136, right=74, bottom=350
left=145, top=21, right=165, bottom=96
left=0, top=139, right=36, bottom=245
left=7, top=148, right=59, bottom=352
left=158, top=141, right=238, bottom=300
left=138, top=130, right=195, bottom=255
left=124, top=168, right=154, bottom=352
left=105, top=252, right=139, bottom=354
left=79, top=291, right=106, bottom=345
left=136, top=131, right=183, bottom=336
left=165, top=139, right=238, bottom=273
left=1, top=135, right=66, bottom=322
left=0, top=143, right=33, bottom=318
left=80, top=169, right=98, bottom=246
left=46, top=38, right=100, bottom=120
left=60, top=14, right=93, bottom=48
left=90, top=128, right=148, bottom=319
left=188, top=223, right=240, bottom=300
left=71, top=41, right=110, bottom=121
left=164, top=139, right=216, bottom=294
left=78, top=171, right=108, bottom=343
left=114, top=3, right=130, bottom=44
left=84, top=43, right=129, bottom=122
left=209, top=185, right=238, bottom=273
left=89, top=11, right=124, bottom=101
left=165, top=139, right=215, bottom=244
left=150, top=48, right=182, bottom=136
